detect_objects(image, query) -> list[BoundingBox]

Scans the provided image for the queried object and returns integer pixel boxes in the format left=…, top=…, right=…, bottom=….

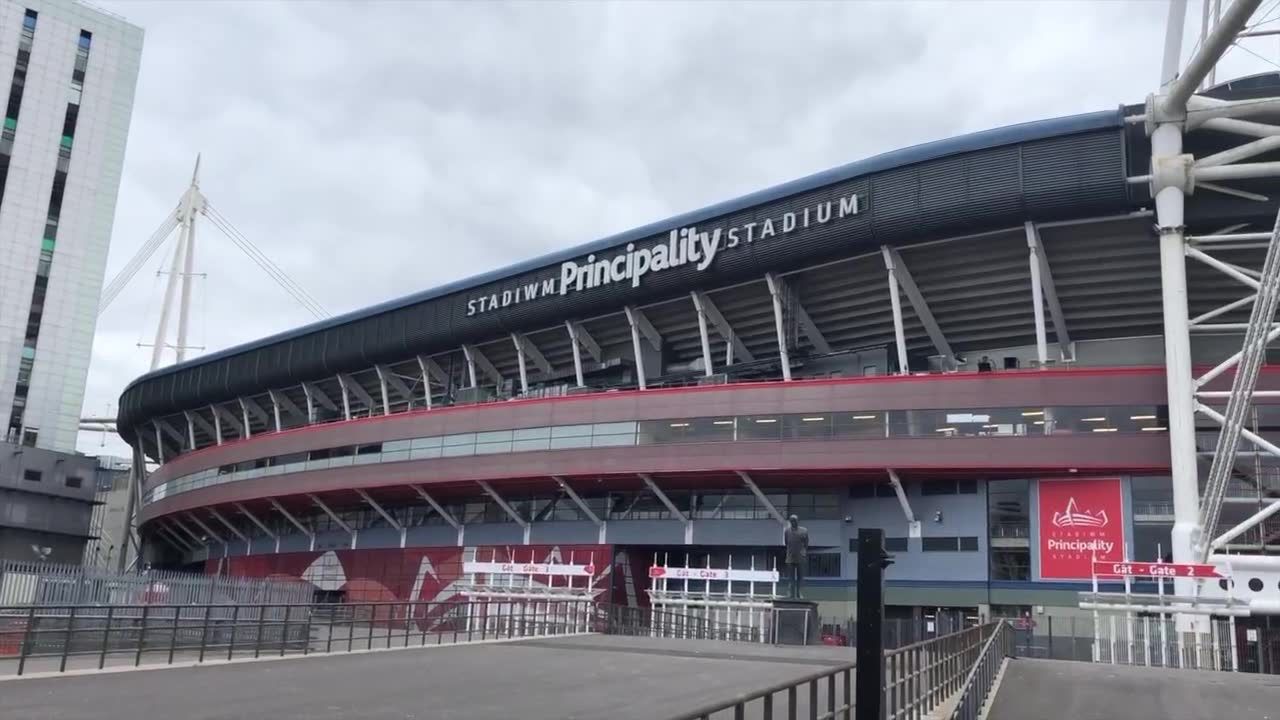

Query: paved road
left=3, top=635, right=854, bottom=720
left=987, top=659, right=1280, bottom=720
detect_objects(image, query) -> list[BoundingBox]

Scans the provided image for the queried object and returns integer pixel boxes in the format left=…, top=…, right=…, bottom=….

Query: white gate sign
left=464, top=561, right=596, bottom=577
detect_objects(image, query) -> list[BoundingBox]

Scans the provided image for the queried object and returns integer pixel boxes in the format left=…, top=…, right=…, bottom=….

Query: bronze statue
left=783, top=514, right=809, bottom=599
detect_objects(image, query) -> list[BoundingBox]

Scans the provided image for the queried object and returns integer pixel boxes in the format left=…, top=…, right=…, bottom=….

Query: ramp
left=986, top=659, right=1280, bottom=720
left=2, top=635, right=853, bottom=720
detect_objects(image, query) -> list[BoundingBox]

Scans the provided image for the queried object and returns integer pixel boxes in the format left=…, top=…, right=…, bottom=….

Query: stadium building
left=115, top=77, right=1280, bottom=637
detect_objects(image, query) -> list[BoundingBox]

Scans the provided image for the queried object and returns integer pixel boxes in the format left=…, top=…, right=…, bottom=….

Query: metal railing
left=0, top=598, right=601, bottom=676
left=665, top=621, right=1011, bottom=720
left=0, top=560, right=312, bottom=609
left=946, top=621, right=1013, bottom=720
left=0, top=599, right=768, bottom=677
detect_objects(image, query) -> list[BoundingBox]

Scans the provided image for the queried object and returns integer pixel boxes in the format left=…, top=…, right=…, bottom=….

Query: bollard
left=855, top=529, right=893, bottom=720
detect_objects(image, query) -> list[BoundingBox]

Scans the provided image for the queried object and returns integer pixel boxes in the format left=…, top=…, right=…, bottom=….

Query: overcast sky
left=78, top=0, right=1280, bottom=456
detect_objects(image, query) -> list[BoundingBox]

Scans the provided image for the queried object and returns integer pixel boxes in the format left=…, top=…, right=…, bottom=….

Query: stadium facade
left=115, top=77, right=1280, bottom=629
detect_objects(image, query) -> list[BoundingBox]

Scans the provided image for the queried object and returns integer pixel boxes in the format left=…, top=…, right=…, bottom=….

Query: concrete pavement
left=2, top=634, right=855, bottom=720
left=986, top=658, right=1280, bottom=720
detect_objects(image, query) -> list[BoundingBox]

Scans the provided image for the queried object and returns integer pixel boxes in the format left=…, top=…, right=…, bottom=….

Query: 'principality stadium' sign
left=466, top=192, right=864, bottom=316
left=1037, top=478, right=1126, bottom=579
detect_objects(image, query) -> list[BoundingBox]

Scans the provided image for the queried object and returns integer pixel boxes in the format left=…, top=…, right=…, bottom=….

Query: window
left=849, top=483, right=898, bottom=498
left=922, top=479, right=977, bottom=495
left=850, top=536, right=908, bottom=553
left=806, top=553, right=841, bottom=578
left=65, top=476, right=82, bottom=489
left=922, top=536, right=978, bottom=552
left=22, top=469, right=41, bottom=482
left=991, top=548, right=1030, bottom=581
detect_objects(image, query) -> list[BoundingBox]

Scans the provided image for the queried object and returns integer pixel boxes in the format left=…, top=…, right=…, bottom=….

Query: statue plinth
left=772, top=598, right=819, bottom=645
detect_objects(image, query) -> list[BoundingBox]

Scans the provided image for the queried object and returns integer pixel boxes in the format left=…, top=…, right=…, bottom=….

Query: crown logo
left=1051, top=497, right=1108, bottom=528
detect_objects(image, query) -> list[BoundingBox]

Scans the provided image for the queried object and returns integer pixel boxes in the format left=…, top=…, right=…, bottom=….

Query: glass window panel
left=411, top=436, right=442, bottom=449
left=592, top=421, right=637, bottom=436
left=475, top=438, right=512, bottom=454
left=783, top=414, right=832, bottom=439
left=738, top=416, right=781, bottom=440
left=552, top=424, right=593, bottom=439
left=475, top=430, right=513, bottom=444
left=513, top=427, right=551, bottom=441
left=442, top=432, right=475, bottom=446
left=512, top=438, right=551, bottom=452
left=382, top=450, right=409, bottom=463
left=442, top=442, right=475, bottom=457
left=353, top=453, right=380, bottom=465
left=382, top=439, right=411, bottom=453
left=409, top=446, right=442, bottom=460
left=549, top=435, right=592, bottom=450
left=591, top=433, right=633, bottom=448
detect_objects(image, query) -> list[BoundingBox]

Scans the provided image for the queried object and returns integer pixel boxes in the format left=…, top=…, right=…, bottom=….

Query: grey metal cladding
left=116, top=125, right=1131, bottom=440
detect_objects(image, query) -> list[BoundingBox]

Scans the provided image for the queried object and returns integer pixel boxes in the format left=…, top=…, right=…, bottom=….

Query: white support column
left=462, top=344, right=480, bottom=388
left=357, top=488, right=405, bottom=548
left=210, top=404, right=223, bottom=445
left=310, top=494, right=355, bottom=548
left=238, top=398, right=252, bottom=439
left=881, top=246, right=954, bottom=369
left=182, top=411, right=197, bottom=450
left=168, top=516, right=206, bottom=547
left=640, top=474, right=690, bottom=543
left=270, top=498, right=315, bottom=551
left=690, top=292, right=715, bottom=377
left=882, top=247, right=910, bottom=375
left=187, top=409, right=217, bottom=447
left=416, top=356, right=435, bottom=409
left=412, top=485, right=462, bottom=545
left=153, top=423, right=165, bottom=463
left=624, top=306, right=650, bottom=390
left=736, top=471, right=785, bottom=524
left=764, top=273, right=792, bottom=381
left=267, top=391, right=283, bottom=432
left=302, top=383, right=317, bottom=423
left=886, top=468, right=922, bottom=537
left=512, top=332, right=530, bottom=394
left=209, top=507, right=250, bottom=545
left=240, top=499, right=282, bottom=548
left=1028, top=224, right=1049, bottom=365
left=336, top=374, right=352, bottom=420
left=554, top=476, right=605, bottom=543
left=374, top=366, right=391, bottom=415
left=477, top=480, right=530, bottom=544
left=565, top=321, right=586, bottom=388
left=186, top=513, right=223, bottom=545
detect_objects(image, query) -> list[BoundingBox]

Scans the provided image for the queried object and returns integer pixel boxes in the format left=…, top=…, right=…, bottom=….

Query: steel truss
left=1140, top=0, right=1280, bottom=626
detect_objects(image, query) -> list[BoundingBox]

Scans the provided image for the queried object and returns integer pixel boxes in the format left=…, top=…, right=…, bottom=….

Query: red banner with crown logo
left=1038, top=478, right=1126, bottom=579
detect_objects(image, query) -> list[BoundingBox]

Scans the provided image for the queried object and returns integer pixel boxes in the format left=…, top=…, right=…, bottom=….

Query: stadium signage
left=463, top=561, right=596, bottom=577
left=466, top=192, right=864, bottom=316
left=1037, top=478, right=1126, bottom=579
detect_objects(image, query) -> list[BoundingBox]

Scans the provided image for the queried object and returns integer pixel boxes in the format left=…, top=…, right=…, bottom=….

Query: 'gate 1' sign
left=1092, top=561, right=1225, bottom=579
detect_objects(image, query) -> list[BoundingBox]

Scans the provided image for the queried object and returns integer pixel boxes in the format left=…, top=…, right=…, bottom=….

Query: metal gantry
left=1143, top=0, right=1280, bottom=625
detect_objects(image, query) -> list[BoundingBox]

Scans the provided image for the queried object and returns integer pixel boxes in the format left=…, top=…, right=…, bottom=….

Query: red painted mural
left=206, top=545, right=613, bottom=610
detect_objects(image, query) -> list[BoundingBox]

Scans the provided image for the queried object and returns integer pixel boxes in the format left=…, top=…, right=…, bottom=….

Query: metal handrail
left=666, top=662, right=855, bottom=720
left=947, top=621, right=1013, bottom=720
left=0, top=599, right=765, bottom=677
left=664, top=621, right=1004, bottom=720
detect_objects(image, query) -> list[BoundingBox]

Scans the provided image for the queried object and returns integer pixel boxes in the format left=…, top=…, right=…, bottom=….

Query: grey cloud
left=79, top=0, right=1268, bottom=457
